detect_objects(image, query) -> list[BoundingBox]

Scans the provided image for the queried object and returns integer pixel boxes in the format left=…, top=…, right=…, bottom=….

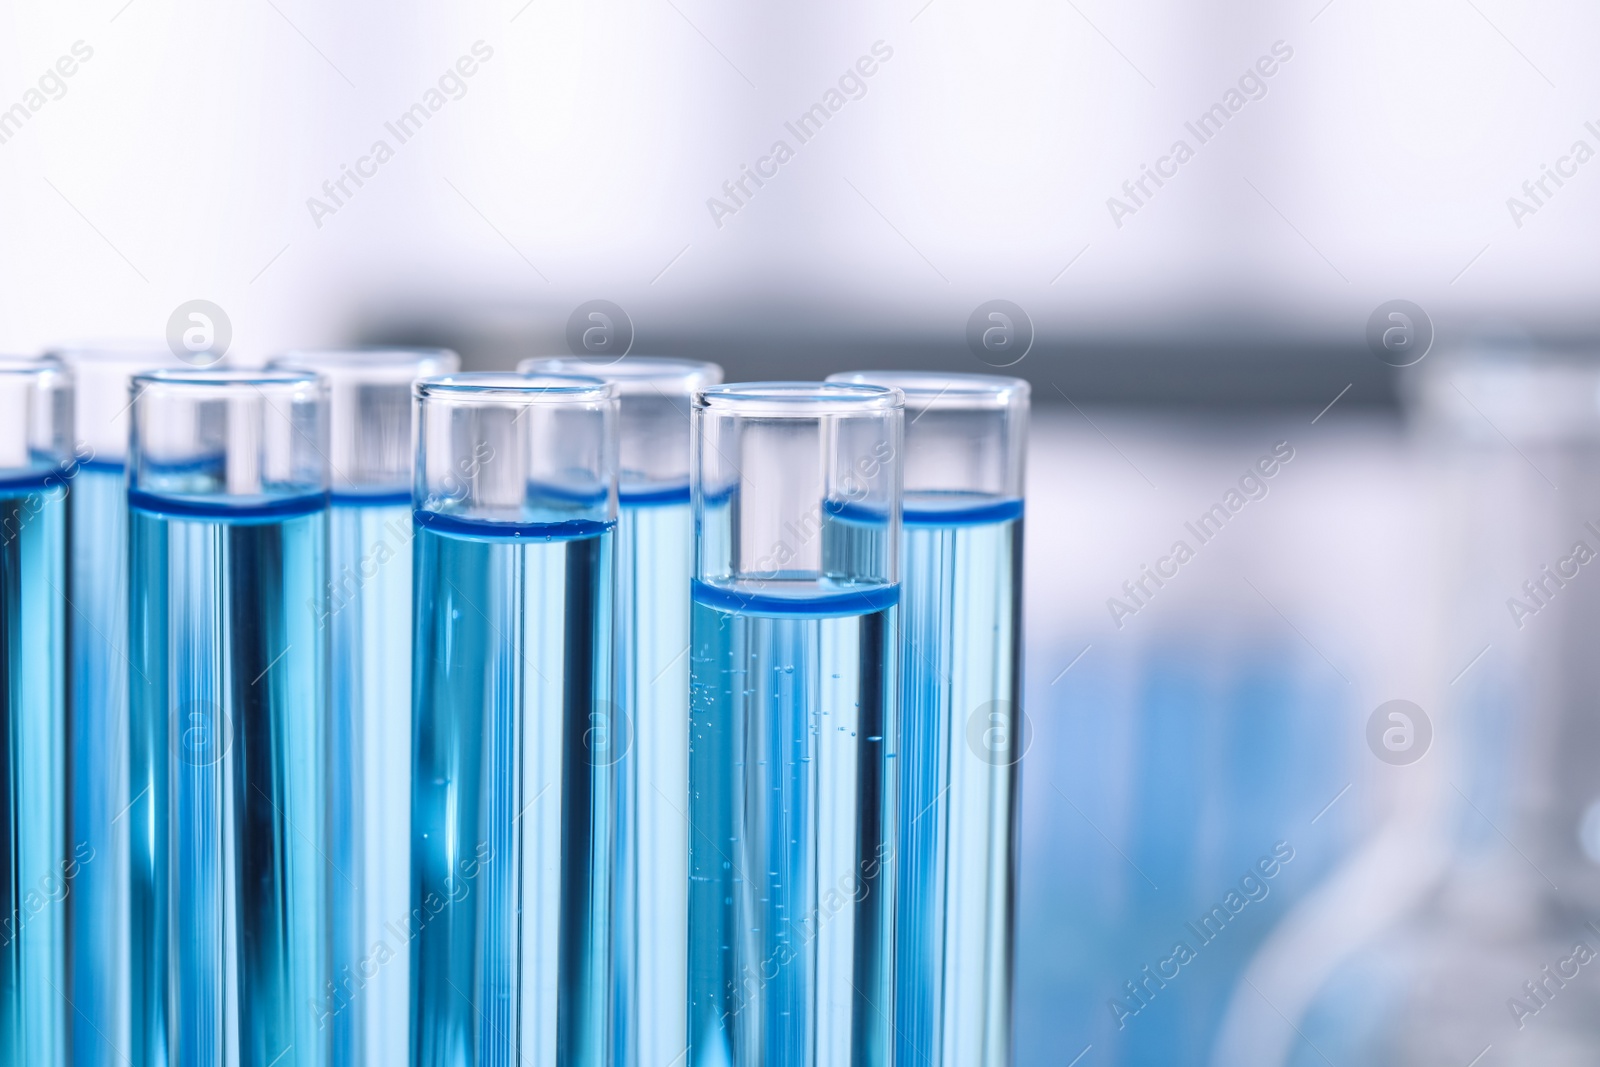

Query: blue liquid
left=613, top=497, right=692, bottom=1067
left=686, top=581, right=898, bottom=1067
left=0, top=482, right=69, bottom=1067
left=410, top=517, right=616, bottom=1067
left=67, top=465, right=131, bottom=1067
left=895, top=498, right=1022, bottom=1067
left=1013, top=638, right=1348, bottom=1067
left=326, top=501, right=415, bottom=1066
left=128, top=501, right=330, bottom=1067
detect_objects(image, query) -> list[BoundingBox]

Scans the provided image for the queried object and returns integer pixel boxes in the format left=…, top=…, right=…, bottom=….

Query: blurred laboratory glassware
left=1241, top=349, right=1600, bottom=1067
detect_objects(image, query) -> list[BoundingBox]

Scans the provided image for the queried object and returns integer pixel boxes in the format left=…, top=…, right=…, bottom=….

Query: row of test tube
left=0, top=347, right=1027, bottom=1067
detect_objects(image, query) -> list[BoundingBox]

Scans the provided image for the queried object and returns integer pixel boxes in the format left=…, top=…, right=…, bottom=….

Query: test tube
left=267, top=347, right=458, bottom=1067
left=410, top=373, right=619, bottom=1067
left=126, top=369, right=330, bottom=1067
left=688, top=382, right=903, bottom=1067
left=827, top=371, right=1027, bottom=1067
left=518, top=356, right=723, bottom=1067
left=0, top=356, right=74, bottom=1067
left=52, top=343, right=180, bottom=1067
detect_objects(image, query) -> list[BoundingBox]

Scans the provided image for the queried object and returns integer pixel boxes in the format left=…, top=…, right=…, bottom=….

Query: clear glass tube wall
left=0, top=356, right=74, bottom=1067
left=53, top=343, right=181, bottom=1067
left=268, top=348, right=457, bottom=1067
left=687, top=382, right=903, bottom=1067
left=409, top=374, right=619, bottom=1067
left=126, top=369, right=330, bottom=1067
left=829, top=372, right=1027, bottom=1067
left=519, top=356, right=723, bottom=1067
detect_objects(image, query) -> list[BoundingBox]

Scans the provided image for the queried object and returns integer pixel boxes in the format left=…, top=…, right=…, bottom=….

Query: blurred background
left=4, top=0, right=1600, bottom=1063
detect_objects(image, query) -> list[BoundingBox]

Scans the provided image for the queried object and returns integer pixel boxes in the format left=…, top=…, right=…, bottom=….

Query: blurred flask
left=1261, top=348, right=1600, bottom=1067
left=1012, top=414, right=1370, bottom=1067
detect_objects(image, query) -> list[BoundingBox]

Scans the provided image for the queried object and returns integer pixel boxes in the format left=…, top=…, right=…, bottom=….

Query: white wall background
left=2, top=0, right=1598, bottom=362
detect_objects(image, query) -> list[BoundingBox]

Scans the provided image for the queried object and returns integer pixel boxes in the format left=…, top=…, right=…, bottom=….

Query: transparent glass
left=52, top=342, right=183, bottom=1067
left=270, top=348, right=458, bottom=498
left=521, top=358, right=723, bottom=1067
left=265, top=348, right=457, bottom=1067
left=126, top=369, right=330, bottom=1067
left=409, top=374, right=619, bottom=1067
left=53, top=341, right=191, bottom=464
left=0, top=356, right=73, bottom=1067
left=830, top=372, right=1027, bottom=1067
left=827, top=371, right=1026, bottom=513
left=688, top=382, right=903, bottom=1067
left=128, top=368, right=326, bottom=507
left=414, top=373, right=615, bottom=526
left=518, top=357, right=722, bottom=498
left=695, top=381, right=902, bottom=595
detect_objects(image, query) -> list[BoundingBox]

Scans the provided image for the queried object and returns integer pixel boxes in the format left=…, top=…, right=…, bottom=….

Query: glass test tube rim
left=0, top=352, right=68, bottom=375
left=825, top=370, right=1028, bottom=410
left=132, top=366, right=323, bottom=391
left=696, top=379, right=903, bottom=414
left=518, top=355, right=723, bottom=397
left=416, top=371, right=615, bottom=403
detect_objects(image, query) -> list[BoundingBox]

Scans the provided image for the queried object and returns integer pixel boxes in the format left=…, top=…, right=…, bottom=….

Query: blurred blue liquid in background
left=1017, top=634, right=1351, bottom=1066
left=1010, top=408, right=1399, bottom=1067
